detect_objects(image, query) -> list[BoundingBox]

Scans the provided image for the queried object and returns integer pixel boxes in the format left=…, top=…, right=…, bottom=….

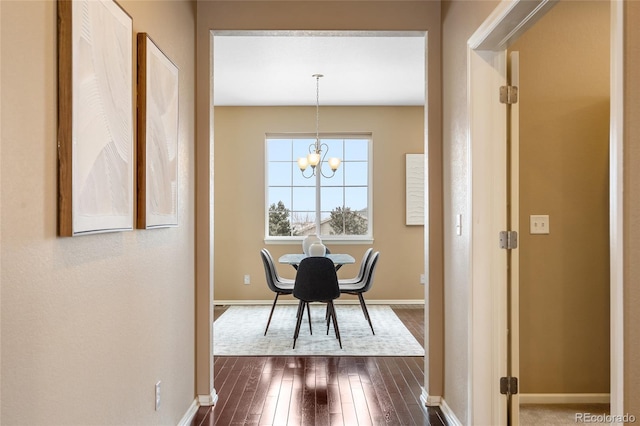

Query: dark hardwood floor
left=192, top=305, right=445, bottom=426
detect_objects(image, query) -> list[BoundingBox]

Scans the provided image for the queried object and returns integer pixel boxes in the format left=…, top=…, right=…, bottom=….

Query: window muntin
left=266, top=134, right=372, bottom=241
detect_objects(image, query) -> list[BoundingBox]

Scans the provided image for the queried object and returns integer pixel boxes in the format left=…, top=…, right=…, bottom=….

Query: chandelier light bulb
left=298, top=156, right=309, bottom=171
left=308, top=152, right=321, bottom=167
left=328, top=157, right=341, bottom=171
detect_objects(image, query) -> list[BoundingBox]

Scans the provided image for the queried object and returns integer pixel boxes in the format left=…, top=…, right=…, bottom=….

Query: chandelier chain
left=315, top=75, right=320, bottom=144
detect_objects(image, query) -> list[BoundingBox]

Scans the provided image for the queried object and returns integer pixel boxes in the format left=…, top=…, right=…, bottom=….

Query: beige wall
left=0, top=1, right=196, bottom=425
left=196, top=0, right=444, bottom=398
left=441, top=0, right=499, bottom=421
left=510, top=1, right=610, bottom=394
left=625, top=0, right=640, bottom=417
left=214, top=106, right=425, bottom=301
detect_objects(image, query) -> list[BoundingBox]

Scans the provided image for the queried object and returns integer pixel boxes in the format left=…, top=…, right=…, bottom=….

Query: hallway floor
left=192, top=305, right=445, bottom=425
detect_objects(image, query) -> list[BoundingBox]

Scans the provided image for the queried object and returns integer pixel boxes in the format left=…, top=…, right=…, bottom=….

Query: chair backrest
left=354, top=248, right=374, bottom=282
left=360, top=251, right=380, bottom=292
left=260, top=249, right=280, bottom=292
left=293, top=257, right=340, bottom=302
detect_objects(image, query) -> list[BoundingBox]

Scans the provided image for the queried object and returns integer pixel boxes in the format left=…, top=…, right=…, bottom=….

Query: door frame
left=466, top=0, right=624, bottom=424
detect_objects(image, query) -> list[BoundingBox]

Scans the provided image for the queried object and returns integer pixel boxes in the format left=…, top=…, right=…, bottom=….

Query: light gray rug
left=213, top=305, right=425, bottom=356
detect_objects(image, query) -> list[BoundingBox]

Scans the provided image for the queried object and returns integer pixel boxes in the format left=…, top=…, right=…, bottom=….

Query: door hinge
left=499, top=231, right=518, bottom=249
left=500, top=376, right=519, bottom=395
left=499, top=85, right=519, bottom=104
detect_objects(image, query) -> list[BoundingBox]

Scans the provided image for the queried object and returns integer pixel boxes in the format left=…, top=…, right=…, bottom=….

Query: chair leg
left=357, top=293, right=375, bottom=335
left=328, top=301, right=342, bottom=349
left=306, top=302, right=313, bottom=335
left=293, top=300, right=305, bottom=349
left=264, top=293, right=280, bottom=336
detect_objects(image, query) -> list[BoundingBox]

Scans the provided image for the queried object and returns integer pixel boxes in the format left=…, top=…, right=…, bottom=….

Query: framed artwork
left=136, top=33, right=179, bottom=229
left=57, top=0, right=134, bottom=236
left=406, top=153, right=425, bottom=225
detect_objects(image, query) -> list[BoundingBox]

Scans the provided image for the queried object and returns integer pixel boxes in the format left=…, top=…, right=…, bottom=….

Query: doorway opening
left=208, top=27, right=433, bottom=397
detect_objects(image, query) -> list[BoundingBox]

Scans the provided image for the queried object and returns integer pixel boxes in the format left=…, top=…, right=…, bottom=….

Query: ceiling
left=212, top=32, right=426, bottom=106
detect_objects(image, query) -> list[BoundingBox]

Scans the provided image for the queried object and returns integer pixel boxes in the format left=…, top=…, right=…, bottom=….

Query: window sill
left=264, top=237, right=374, bottom=245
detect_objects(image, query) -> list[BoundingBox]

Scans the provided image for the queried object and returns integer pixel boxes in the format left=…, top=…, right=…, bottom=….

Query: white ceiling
left=212, top=32, right=426, bottom=106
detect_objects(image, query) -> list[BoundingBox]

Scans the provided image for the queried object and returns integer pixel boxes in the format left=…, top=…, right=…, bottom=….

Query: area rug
left=213, top=305, right=425, bottom=357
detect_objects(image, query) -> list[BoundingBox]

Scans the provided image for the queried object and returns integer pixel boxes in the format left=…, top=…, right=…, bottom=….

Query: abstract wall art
left=136, top=33, right=179, bottom=229
left=405, top=153, right=425, bottom=225
left=57, top=0, right=134, bottom=236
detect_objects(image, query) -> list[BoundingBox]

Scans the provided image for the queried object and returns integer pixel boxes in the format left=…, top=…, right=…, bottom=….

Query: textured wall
left=213, top=106, right=425, bottom=302
left=511, top=1, right=610, bottom=394
left=0, top=1, right=196, bottom=424
left=441, top=0, right=499, bottom=421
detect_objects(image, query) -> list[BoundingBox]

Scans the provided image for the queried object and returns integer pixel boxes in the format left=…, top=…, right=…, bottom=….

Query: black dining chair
left=260, top=249, right=294, bottom=336
left=292, top=256, right=342, bottom=349
left=338, top=248, right=373, bottom=285
left=339, top=251, right=380, bottom=335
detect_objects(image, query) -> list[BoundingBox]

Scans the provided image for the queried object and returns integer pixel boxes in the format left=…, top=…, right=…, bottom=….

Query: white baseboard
left=177, top=399, right=199, bottom=426
left=440, top=398, right=463, bottom=426
left=519, top=393, right=610, bottom=404
left=197, top=388, right=219, bottom=406
left=420, top=387, right=441, bottom=406
left=215, top=299, right=425, bottom=306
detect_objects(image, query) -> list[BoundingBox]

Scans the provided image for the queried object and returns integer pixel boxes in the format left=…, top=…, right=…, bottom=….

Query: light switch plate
left=530, top=215, right=550, bottom=234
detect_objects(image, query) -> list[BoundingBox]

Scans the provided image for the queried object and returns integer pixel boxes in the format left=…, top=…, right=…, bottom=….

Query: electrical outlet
left=420, top=274, right=425, bottom=285
left=243, top=274, right=250, bottom=285
left=155, top=381, right=161, bottom=411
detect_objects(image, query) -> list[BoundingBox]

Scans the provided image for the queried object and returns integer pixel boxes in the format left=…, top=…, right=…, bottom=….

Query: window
left=266, top=134, right=372, bottom=241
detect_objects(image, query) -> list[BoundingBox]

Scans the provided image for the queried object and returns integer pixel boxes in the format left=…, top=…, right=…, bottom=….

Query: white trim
left=197, top=389, right=218, bottom=407
left=177, top=399, right=199, bottom=426
left=440, top=398, right=464, bottom=426
left=609, top=0, right=624, bottom=421
left=215, top=299, right=425, bottom=306
left=265, top=238, right=374, bottom=245
left=420, top=388, right=441, bottom=407
left=468, top=0, right=557, bottom=51
left=519, top=394, right=610, bottom=405
left=467, top=41, right=508, bottom=426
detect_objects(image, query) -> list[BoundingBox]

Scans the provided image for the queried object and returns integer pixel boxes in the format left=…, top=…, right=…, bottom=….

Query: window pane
left=293, top=138, right=315, bottom=158
left=292, top=187, right=316, bottom=211
left=320, top=165, right=343, bottom=186
left=268, top=187, right=290, bottom=208
left=343, top=161, right=368, bottom=186
left=267, top=139, right=292, bottom=161
left=322, top=138, right=344, bottom=157
left=291, top=211, right=315, bottom=236
left=321, top=186, right=344, bottom=212
left=268, top=162, right=291, bottom=186
left=269, top=202, right=291, bottom=237
left=344, top=139, right=368, bottom=161
left=345, top=187, right=368, bottom=212
left=324, top=206, right=367, bottom=236
left=293, top=165, right=317, bottom=186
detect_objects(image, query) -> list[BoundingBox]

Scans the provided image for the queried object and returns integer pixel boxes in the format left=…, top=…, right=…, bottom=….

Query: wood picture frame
left=57, top=0, right=134, bottom=236
left=136, top=33, right=179, bottom=229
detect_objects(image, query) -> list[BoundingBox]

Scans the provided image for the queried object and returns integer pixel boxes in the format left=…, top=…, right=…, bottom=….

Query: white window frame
left=265, top=132, right=373, bottom=244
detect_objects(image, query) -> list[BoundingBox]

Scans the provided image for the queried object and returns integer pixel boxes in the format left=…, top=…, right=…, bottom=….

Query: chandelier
left=297, top=74, right=341, bottom=178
